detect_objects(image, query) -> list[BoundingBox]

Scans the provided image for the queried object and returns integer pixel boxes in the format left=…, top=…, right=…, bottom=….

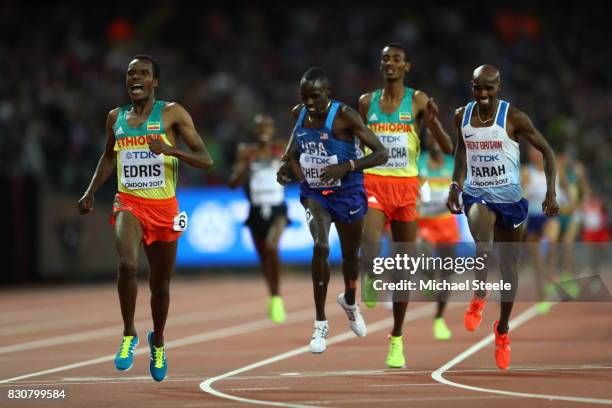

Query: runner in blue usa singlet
left=278, top=67, right=388, bottom=354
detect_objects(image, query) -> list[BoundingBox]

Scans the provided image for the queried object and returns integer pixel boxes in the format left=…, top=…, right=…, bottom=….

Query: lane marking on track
left=219, top=387, right=292, bottom=392
left=3, top=364, right=611, bottom=388
left=431, top=304, right=612, bottom=405
left=370, top=383, right=441, bottom=387
left=200, top=303, right=437, bottom=408
left=0, top=306, right=334, bottom=385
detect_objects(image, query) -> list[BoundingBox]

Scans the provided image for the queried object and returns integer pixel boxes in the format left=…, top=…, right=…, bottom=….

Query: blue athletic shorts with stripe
left=300, top=183, right=367, bottom=224
left=462, top=192, right=528, bottom=230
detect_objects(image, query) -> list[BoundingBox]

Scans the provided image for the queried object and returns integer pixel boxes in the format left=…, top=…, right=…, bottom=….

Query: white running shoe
left=309, top=320, right=329, bottom=354
left=337, top=293, right=367, bottom=337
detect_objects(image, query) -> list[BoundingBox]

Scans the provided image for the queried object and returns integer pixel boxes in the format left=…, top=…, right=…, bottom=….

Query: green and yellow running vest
left=113, top=100, right=179, bottom=199
left=364, top=87, right=420, bottom=177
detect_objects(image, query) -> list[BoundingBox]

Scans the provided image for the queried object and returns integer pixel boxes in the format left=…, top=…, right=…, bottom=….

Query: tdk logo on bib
left=302, top=156, right=335, bottom=165
left=125, top=151, right=159, bottom=160
left=380, top=135, right=402, bottom=143
left=472, top=154, right=500, bottom=162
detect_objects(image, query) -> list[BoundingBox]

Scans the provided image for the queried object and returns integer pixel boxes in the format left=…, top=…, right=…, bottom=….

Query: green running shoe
left=362, top=274, right=378, bottom=309
left=385, top=335, right=405, bottom=368
left=433, top=317, right=452, bottom=340
left=268, top=296, right=286, bottom=323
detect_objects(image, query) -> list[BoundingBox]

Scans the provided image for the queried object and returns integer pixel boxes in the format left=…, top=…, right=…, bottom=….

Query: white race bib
left=173, top=211, right=188, bottom=231
left=466, top=150, right=510, bottom=188
left=375, top=134, right=409, bottom=169
left=120, top=150, right=166, bottom=190
left=249, top=165, right=284, bottom=206
left=299, top=153, right=341, bottom=188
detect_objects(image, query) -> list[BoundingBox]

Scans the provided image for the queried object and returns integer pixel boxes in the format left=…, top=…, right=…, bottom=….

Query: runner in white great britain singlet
left=461, top=100, right=521, bottom=203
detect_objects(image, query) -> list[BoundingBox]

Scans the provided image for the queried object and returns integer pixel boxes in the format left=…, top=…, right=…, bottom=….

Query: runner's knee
left=313, top=241, right=330, bottom=260
left=149, top=278, right=170, bottom=296
left=117, top=258, right=138, bottom=279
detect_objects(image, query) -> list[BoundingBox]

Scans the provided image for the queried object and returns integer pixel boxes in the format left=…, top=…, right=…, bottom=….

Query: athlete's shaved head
left=300, top=67, right=329, bottom=89
left=471, top=65, right=502, bottom=110
left=472, top=65, right=501, bottom=84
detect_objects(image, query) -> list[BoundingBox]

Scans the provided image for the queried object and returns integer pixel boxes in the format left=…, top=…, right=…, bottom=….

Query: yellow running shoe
left=537, top=301, right=553, bottom=315
left=433, top=317, right=452, bottom=340
left=385, top=335, right=405, bottom=368
left=559, top=273, right=581, bottom=299
left=268, top=296, right=286, bottom=323
left=362, top=274, right=378, bottom=309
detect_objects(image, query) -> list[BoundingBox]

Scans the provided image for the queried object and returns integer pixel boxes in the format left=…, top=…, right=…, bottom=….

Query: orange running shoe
left=493, top=320, right=511, bottom=370
left=464, top=294, right=487, bottom=332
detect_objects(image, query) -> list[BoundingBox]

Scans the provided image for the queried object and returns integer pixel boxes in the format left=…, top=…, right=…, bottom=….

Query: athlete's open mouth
left=130, top=84, right=144, bottom=94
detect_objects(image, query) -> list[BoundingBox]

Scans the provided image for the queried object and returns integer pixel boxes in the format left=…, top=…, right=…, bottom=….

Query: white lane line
left=0, top=306, right=329, bottom=385
left=431, top=304, right=612, bottom=405
left=219, top=387, right=292, bottom=392
left=200, top=303, right=437, bottom=408
left=4, top=364, right=610, bottom=388
left=0, top=377, right=207, bottom=387
left=280, top=395, right=512, bottom=406
left=0, top=296, right=306, bottom=354
left=370, top=383, right=441, bottom=387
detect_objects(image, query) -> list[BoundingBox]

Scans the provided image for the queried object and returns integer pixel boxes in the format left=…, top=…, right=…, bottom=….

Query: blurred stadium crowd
left=0, top=2, right=609, bottom=197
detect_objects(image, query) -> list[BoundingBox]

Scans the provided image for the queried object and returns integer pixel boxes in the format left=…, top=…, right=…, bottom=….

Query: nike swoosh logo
left=465, top=133, right=476, bottom=139
left=349, top=208, right=361, bottom=215
left=513, top=220, right=526, bottom=228
left=296, top=132, right=308, bottom=137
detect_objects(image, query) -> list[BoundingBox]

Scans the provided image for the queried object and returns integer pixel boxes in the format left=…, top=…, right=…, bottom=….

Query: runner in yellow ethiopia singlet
left=114, top=100, right=179, bottom=199
left=363, top=87, right=421, bottom=221
left=78, top=56, right=213, bottom=382
left=358, top=43, right=454, bottom=369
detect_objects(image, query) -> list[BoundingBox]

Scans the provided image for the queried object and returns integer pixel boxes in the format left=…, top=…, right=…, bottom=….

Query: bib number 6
left=173, top=211, right=188, bottom=232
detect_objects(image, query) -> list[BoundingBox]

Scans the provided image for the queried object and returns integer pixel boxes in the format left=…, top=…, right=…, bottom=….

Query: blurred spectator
left=0, top=2, right=609, bottom=213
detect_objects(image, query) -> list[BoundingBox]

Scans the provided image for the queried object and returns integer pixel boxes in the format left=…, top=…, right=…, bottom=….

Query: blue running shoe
left=147, top=330, right=167, bottom=382
left=114, top=335, right=138, bottom=371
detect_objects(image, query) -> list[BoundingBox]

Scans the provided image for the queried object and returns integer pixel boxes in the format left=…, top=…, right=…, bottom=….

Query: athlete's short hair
left=301, top=66, right=329, bottom=85
left=132, top=54, right=160, bottom=79
left=384, top=42, right=410, bottom=62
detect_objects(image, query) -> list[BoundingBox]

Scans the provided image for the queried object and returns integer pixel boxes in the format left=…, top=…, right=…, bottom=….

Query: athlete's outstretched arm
left=77, top=109, right=119, bottom=215
left=150, top=103, right=213, bottom=169
left=509, top=108, right=559, bottom=216
left=447, top=108, right=466, bottom=214
left=414, top=91, right=454, bottom=154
